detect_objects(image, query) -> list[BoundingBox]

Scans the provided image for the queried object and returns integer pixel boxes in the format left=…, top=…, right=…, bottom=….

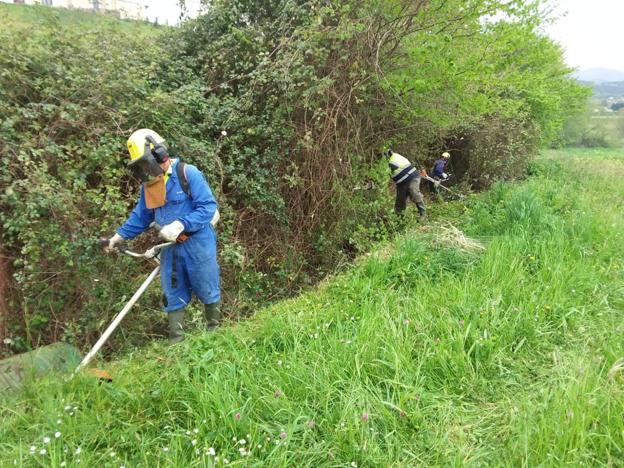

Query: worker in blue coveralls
left=430, top=151, right=451, bottom=194
left=105, top=129, right=221, bottom=344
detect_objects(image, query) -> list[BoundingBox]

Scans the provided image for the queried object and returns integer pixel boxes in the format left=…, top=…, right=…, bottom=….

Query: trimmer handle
left=149, top=222, right=190, bottom=243
left=176, top=233, right=190, bottom=243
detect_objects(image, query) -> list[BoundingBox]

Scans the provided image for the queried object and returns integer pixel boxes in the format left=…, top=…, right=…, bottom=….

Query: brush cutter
left=72, top=234, right=174, bottom=379
left=420, top=171, right=465, bottom=198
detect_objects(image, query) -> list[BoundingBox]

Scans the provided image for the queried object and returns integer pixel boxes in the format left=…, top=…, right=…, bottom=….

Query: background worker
left=430, top=151, right=451, bottom=194
left=384, top=148, right=426, bottom=219
left=105, top=129, right=221, bottom=343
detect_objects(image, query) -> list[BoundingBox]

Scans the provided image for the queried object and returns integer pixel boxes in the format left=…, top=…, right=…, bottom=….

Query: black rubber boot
left=204, top=302, right=221, bottom=331
left=416, top=202, right=426, bottom=220
left=168, top=310, right=185, bottom=344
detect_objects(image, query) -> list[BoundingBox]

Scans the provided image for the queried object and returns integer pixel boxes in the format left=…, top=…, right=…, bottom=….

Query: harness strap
left=176, top=161, right=190, bottom=197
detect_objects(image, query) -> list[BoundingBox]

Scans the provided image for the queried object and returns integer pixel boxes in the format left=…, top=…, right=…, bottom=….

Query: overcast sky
left=149, top=0, right=624, bottom=72
left=544, top=0, right=624, bottom=72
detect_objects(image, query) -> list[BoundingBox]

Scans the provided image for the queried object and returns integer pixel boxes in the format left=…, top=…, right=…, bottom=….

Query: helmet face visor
left=127, top=152, right=164, bottom=183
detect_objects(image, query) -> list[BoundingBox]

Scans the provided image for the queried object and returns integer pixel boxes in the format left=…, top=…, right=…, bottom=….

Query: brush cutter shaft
left=74, top=265, right=161, bottom=375
left=423, top=175, right=456, bottom=194
left=122, top=242, right=174, bottom=258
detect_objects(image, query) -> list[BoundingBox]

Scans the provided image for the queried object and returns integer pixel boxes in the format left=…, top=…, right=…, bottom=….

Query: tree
left=611, top=102, right=624, bottom=112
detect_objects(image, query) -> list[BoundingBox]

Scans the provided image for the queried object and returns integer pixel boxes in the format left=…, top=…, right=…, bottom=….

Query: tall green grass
left=1, top=149, right=623, bottom=466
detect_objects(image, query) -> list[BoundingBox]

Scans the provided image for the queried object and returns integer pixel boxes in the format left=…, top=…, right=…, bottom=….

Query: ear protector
left=145, top=134, right=169, bottom=163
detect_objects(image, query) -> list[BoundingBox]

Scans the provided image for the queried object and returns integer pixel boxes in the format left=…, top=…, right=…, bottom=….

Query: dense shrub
left=0, top=1, right=588, bottom=354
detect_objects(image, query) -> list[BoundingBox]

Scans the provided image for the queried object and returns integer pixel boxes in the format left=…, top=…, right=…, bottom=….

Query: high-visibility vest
left=388, top=152, right=416, bottom=184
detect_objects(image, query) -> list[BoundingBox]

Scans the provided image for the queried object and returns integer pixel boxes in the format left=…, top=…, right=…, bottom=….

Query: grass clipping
left=424, top=222, right=485, bottom=252
left=367, top=222, right=485, bottom=264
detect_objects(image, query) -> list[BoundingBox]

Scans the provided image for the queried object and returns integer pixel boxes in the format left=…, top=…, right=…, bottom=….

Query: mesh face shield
left=127, top=151, right=164, bottom=183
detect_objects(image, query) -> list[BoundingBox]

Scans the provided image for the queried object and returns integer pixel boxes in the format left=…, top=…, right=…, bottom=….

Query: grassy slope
left=1, top=2, right=159, bottom=32
left=1, top=149, right=623, bottom=466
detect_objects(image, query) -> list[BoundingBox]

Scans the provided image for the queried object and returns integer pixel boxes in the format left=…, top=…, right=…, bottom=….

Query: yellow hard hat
left=127, top=129, right=166, bottom=161
left=442, top=151, right=451, bottom=159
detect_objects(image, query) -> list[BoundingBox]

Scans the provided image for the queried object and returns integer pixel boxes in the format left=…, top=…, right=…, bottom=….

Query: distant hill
left=574, top=68, right=624, bottom=83
left=581, top=80, right=624, bottom=100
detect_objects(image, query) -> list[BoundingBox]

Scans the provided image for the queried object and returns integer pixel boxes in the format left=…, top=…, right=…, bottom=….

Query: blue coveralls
left=117, top=159, right=220, bottom=312
left=431, top=158, right=448, bottom=178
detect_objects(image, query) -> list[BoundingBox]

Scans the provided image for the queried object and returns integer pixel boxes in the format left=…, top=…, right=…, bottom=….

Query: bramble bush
left=0, top=1, right=588, bottom=354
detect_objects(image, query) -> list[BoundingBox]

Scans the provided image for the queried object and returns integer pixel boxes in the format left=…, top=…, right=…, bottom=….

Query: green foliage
left=1, top=150, right=623, bottom=465
left=0, top=5, right=169, bottom=352
left=0, top=0, right=590, bottom=353
left=557, top=105, right=622, bottom=148
left=381, top=0, right=590, bottom=183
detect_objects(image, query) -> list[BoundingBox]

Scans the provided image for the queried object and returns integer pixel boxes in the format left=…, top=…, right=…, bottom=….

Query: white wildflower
left=55, top=432, right=61, bottom=438
left=208, top=447, right=216, bottom=456
left=39, top=449, right=47, bottom=455
left=191, top=439, right=197, bottom=446
left=43, top=437, right=51, bottom=444
left=75, top=447, right=82, bottom=454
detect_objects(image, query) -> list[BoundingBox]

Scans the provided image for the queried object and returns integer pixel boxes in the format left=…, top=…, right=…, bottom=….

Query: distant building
left=12, top=0, right=148, bottom=21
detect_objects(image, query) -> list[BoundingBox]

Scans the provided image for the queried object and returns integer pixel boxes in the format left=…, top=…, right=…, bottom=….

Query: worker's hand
left=160, top=220, right=185, bottom=242
left=442, top=172, right=448, bottom=180
left=104, top=233, right=125, bottom=253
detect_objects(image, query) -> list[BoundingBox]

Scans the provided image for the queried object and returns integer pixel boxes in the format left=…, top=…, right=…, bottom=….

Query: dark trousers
left=395, top=177, right=424, bottom=214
